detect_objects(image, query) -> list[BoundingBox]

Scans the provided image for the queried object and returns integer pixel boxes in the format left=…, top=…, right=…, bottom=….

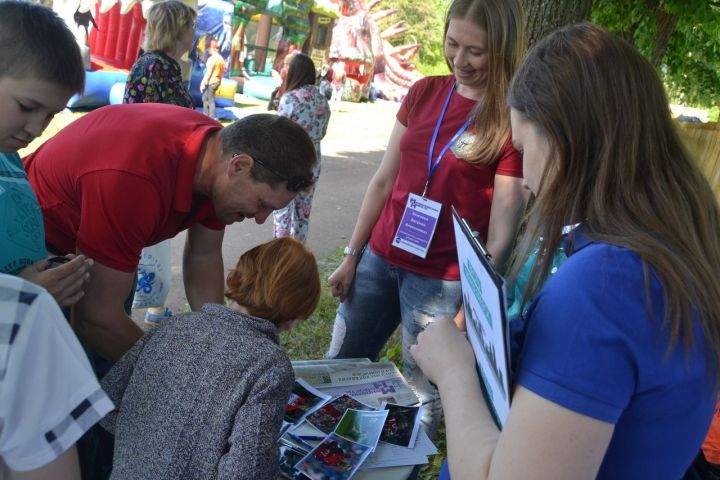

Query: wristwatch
left=343, top=246, right=360, bottom=257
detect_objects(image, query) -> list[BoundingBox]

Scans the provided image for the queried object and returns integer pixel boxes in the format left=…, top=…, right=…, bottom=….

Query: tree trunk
left=645, top=0, right=678, bottom=67
left=522, top=0, right=592, bottom=48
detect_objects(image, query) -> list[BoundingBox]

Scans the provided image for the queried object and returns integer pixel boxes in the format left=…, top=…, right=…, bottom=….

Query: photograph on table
left=279, top=445, right=310, bottom=480
left=285, top=378, right=333, bottom=424
left=295, top=433, right=372, bottom=480
left=334, top=408, right=389, bottom=449
left=379, top=403, right=423, bottom=448
left=280, top=430, right=316, bottom=452
left=306, top=394, right=377, bottom=434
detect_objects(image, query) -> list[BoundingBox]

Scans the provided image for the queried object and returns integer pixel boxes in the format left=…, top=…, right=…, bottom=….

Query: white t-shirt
left=0, top=275, right=114, bottom=477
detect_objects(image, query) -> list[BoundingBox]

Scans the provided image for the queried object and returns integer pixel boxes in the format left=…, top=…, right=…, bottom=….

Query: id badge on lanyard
left=393, top=82, right=471, bottom=258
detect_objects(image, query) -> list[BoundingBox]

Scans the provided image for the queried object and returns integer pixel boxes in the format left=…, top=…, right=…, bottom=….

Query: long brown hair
left=508, top=23, right=720, bottom=363
left=283, top=53, right=317, bottom=94
left=225, top=238, right=320, bottom=326
left=444, top=0, right=525, bottom=164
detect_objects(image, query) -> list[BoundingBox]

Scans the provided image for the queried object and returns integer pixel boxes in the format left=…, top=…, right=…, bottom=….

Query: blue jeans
left=326, top=247, right=462, bottom=438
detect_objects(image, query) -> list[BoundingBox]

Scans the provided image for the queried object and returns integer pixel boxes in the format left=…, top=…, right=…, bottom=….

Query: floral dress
left=123, top=50, right=193, bottom=107
left=273, top=84, right=331, bottom=242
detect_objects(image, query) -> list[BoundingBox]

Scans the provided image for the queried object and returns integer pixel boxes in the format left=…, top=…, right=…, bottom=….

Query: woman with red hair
left=99, top=238, right=321, bottom=479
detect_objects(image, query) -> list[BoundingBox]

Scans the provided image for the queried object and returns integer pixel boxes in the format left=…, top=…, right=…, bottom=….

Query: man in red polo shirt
left=25, top=104, right=316, bottom=362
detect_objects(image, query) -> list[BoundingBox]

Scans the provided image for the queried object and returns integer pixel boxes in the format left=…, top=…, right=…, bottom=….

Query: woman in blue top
left=411, top=23, right=720, bottom=479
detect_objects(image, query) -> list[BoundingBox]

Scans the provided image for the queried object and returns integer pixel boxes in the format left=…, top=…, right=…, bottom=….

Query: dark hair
left=0, top=1, right=84, bottom=93
left=284, top=53, right=317, bottom=94
left=225, top=237, right=321, bottom=325
left=220, top=113, right=316, bottom=188
left=508, top=23, right=720, bottom=364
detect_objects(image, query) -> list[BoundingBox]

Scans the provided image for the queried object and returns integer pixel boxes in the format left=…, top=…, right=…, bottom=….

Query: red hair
left=225, top=238, right=320, bottom=326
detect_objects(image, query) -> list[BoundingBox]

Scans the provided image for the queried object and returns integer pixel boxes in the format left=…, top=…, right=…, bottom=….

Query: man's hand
left=18, top=255, right=93, bottom=307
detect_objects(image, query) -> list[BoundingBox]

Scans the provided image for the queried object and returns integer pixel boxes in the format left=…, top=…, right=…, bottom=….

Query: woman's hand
left=328, top=256, right=358, bottom=301
left=18, top=255, right=93, bottom=308
left=410, top=317, right=476, bottom=387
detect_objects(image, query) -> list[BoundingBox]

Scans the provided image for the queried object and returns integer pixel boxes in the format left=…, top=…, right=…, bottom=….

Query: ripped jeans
left=326, top=247, right=462, bottom=438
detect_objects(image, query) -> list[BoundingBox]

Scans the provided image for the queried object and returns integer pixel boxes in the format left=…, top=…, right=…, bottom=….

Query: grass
left=280, top=248, right=446, bottom=479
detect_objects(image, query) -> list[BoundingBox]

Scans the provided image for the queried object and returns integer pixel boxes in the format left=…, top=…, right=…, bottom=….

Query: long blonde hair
left=508, top=23, right=720, bottom=364
left=444, top=0, right=526, bottom=164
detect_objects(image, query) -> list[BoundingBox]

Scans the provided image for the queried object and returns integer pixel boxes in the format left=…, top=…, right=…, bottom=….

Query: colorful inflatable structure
left=55, top=0, right=239, bottom=113
left=53, top=0, right=422, bottom=109
left=328, top=0, right=423, bottom=102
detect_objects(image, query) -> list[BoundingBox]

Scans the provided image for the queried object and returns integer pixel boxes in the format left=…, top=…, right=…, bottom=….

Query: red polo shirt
left=24, top=104, right=224, bottom=273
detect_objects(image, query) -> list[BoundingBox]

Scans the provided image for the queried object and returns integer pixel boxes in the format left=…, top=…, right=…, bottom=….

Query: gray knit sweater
left=100, top=304, right=294, bottom=480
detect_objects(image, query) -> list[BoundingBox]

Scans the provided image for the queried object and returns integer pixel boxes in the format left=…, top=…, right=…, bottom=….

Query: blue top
left=0, top=151, right=46, bottom=274
left=516, top=231, right=715, bottom=478
left=440, top=231, right=715, bottom=479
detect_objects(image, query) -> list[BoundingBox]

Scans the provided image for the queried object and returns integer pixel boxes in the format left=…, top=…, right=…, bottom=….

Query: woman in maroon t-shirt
left=326, top=0, right=527, bottom=439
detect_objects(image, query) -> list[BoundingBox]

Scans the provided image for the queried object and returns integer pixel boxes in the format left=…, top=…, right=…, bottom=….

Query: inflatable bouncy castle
left=54, top=0, right=240, bottom=111
left=53, top=0, right=422, bottom=108
left=327, top=0, right=423, bottom=102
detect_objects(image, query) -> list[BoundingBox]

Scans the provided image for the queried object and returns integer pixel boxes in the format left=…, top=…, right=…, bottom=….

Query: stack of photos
left=284, top=379, right=332, bottom=425
left=306, top=394, right=375, bottom=434
left=295, top=409, right=389, bottom=479
left=279, top=379, right=429, bottom=477
left=379, top=403, right=423, bottom=448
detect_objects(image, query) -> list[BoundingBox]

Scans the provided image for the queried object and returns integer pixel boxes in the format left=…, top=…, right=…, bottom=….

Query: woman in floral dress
left=273, top=53, right=331, bottom=242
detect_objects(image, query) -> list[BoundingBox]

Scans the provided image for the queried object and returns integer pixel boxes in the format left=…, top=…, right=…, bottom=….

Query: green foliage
left=371, top=0, right=720, bottom=108
left=375, top=0, right=451, bottom=75
left=708, top=106, right=719, bottom=122
left=592, top=0, right=720, bottom=108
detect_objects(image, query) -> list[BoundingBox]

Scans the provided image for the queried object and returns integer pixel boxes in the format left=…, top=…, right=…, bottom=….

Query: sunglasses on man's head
left=233, top=154, right=312, bottom=192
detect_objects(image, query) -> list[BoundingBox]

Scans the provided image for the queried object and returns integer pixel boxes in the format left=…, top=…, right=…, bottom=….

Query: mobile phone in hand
left=47, top=256, right=70, bottom=268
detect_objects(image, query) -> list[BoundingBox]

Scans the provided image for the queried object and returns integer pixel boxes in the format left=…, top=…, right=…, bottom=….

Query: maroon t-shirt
left=24, top=103, right=224, bottom=272
left=369, top=75, right=523, bottom=280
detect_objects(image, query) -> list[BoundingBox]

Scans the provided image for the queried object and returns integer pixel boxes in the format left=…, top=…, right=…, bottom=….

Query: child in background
left=272, top=53, right=331, bottom=242
left=0, top=2, right=92, bottom=302
left=101, top=238, right=321, bottom=479
left=200, top=38, right=226, bottom=119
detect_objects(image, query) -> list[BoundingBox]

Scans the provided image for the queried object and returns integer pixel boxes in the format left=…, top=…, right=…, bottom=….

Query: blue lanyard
left=424, top=82, right=472, bottom=197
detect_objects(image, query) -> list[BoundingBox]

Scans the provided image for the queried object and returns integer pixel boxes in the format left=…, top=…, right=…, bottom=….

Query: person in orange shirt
left=200, top=39, right=226, bottom=119
left=687, top=402, right=720, bottom=479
